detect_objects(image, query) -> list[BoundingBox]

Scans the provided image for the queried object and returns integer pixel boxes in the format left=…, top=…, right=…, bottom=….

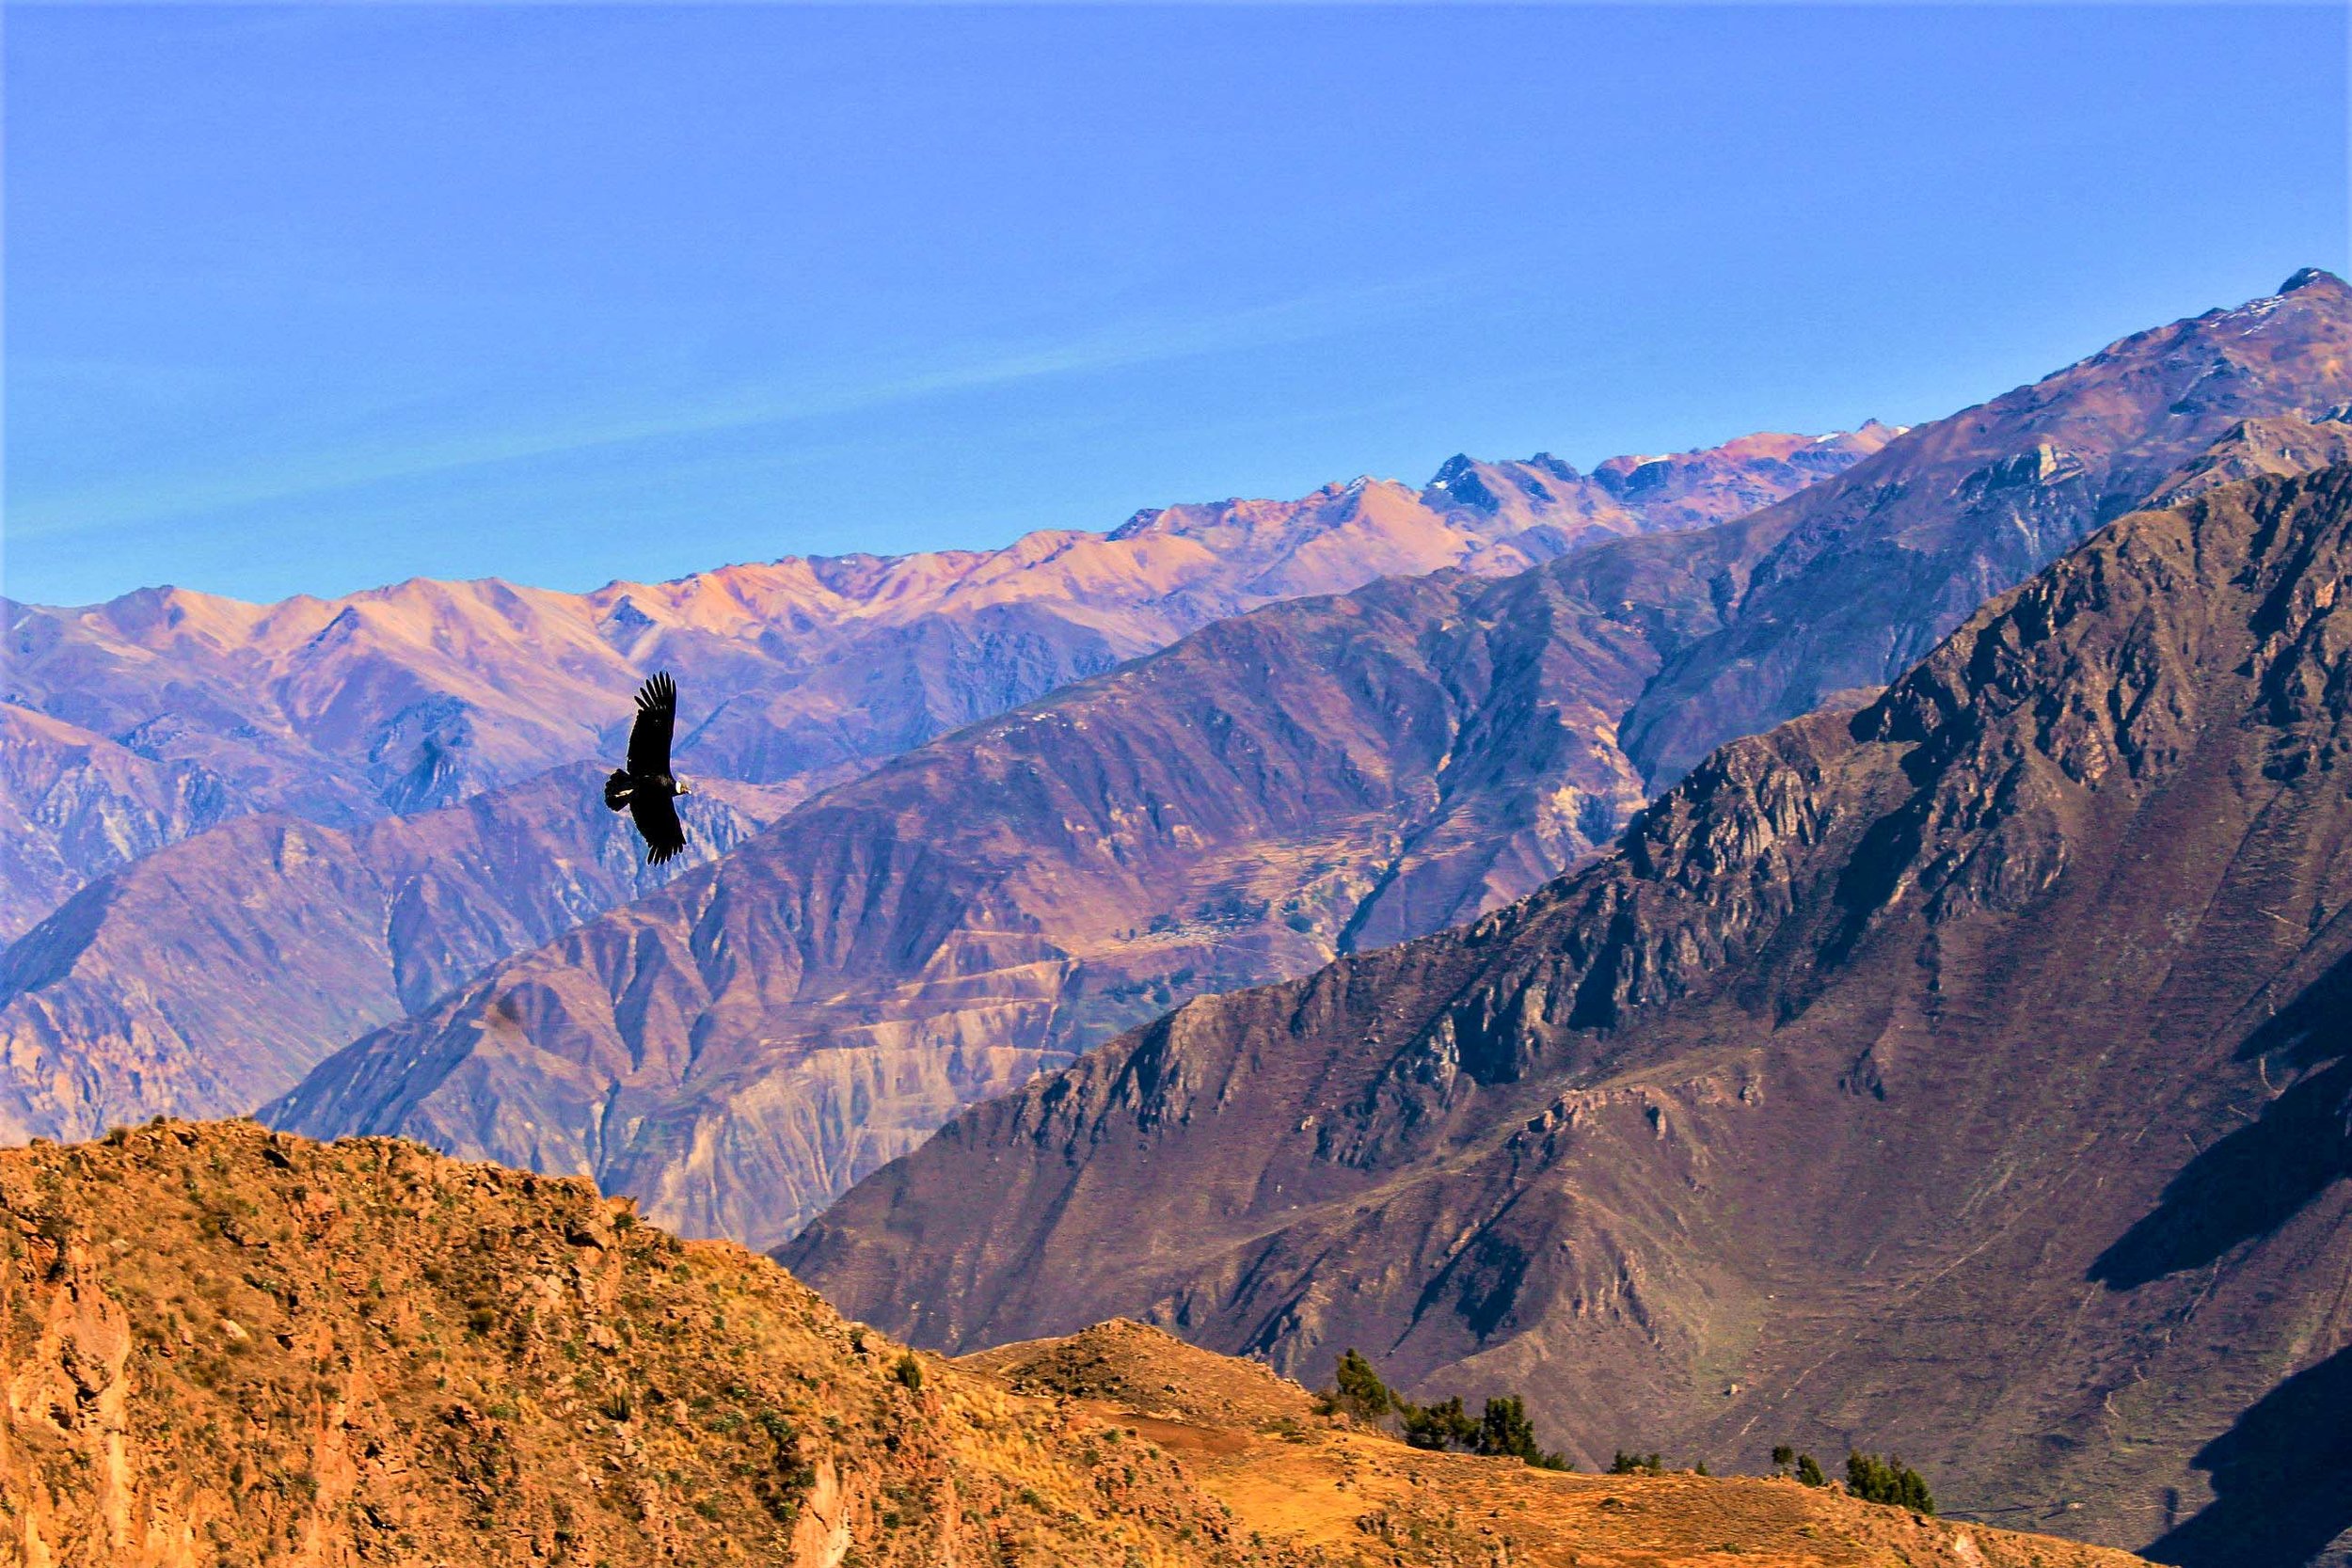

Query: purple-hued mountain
left=275, top=276, right=2352, bottom=1261
left=789, top=454, right=2352, bottom=1568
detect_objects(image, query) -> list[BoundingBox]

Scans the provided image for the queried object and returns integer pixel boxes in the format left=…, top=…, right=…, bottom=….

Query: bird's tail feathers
left=603, top=770, right=635, bottom=811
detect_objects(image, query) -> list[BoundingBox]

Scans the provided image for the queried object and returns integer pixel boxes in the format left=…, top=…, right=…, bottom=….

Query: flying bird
left=605, top=672, right=691, bottom=865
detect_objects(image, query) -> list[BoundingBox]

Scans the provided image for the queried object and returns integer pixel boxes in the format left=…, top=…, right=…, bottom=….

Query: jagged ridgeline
left=787, top=464, right=2352, bottom=1564
left=3, top=425, right=1883, bottom=940
left=0, top=1122, right=2148, bottom=1567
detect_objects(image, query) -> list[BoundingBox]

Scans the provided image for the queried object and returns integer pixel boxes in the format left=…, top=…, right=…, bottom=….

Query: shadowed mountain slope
left=0, top=1120, right=2146, bottom=1568
left=787, top=465, right=2352, bottom=1565
left=3, top=428, right=1880, bottom=935
left=266, top=278, right=2352, bottom=1255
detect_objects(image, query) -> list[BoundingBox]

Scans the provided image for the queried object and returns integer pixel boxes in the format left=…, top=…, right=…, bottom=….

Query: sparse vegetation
left=1324, top=1350, right=1566, bottom=1469
left=0, top=1121, right=2137, bottom=1568
left=1772, top=1446, right=1830, bottom=1487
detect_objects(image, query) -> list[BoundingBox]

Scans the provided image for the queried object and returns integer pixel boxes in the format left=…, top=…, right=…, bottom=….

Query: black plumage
left=604, top=672, right=690, bottom=864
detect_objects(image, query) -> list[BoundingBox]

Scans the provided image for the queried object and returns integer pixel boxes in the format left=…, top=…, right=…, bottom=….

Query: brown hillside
left=955, top=1322, right=2148, bottom=1568
left=787, top=464, right=2352, bottom=1566
left=0, top=1118, right=1263, bottom=1568
left=0, top=1122, right=2138, bottom=1568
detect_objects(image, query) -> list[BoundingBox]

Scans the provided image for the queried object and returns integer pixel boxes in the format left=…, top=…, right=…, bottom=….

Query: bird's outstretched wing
left=628, top=672, right=677, bottom=777
left=630, top=791, right=687, bottom=866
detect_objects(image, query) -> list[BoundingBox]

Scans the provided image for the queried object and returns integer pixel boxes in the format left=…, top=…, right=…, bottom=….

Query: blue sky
left=7, top=4, right=2346, bottom=608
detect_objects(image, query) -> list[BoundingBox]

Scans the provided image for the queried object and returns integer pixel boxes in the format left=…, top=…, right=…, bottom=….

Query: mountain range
left=12, top=270, right=2352, bottom=1568
left=787, top=459, right=2352, bottom=1566
left=267, top=271, right=2352, bottom=1254
left=2, top=427, right=1883, bottom=941
left=0, top=436, right=1899, bottom=1154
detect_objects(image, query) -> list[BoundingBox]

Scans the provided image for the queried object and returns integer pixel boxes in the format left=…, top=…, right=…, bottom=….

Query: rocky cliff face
left=787, top=465, right=2352, bottom=1567
left=266, top=278, right=2352, bottom=1258
left=0, top=768, right=791, bottom=1144
left=0, top=1121, right=2139, bottom=1568
left=3, top=428, right=1879, bottom=937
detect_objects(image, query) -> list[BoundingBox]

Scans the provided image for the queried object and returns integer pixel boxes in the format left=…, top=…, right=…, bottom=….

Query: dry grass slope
left=960, top=1322, right=2151, bottom=1568
left=0, top=1124, right=2137, bottom=1568
left=0, top=1121, right=1262, bottom=1568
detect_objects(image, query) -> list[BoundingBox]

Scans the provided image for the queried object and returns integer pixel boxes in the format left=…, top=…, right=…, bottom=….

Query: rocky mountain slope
left=787, top=465, right=2352, bottom=1567
left=0, top=705, right=236, bottom=943
left=0, top=769, right=793, bottom=1146
left=3, top=428, right=1882, bottom=935
left=0, top=1120, right=2144, bottom=1568
left=266, top=277, right=2352, bottom=1253
left=266, top=563, right=1701, bottom=1245
left=1613, top=267, right=2352, bottom=784
left=2146, top=406, right=2352, bottom=503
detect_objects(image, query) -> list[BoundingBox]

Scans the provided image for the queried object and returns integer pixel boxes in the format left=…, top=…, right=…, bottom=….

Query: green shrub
left=1323, top=1349, right=1567, bottom=1468
left=1845, top=1449, right=1933, bottom=1513
left=1769, top=1445, right=1829, bottom=1486
left=1323, top=1349, right=1397, bottom=1425
left=1402, top=1396, right=1477, bottom=1452
left=892, top=1353, right=924, bottom=1393
left=1472, top=1397, right=1567, bottom=1469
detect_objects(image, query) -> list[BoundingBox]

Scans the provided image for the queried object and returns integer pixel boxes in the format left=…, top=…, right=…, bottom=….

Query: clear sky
left=7, top=3, right=2346, bottom=608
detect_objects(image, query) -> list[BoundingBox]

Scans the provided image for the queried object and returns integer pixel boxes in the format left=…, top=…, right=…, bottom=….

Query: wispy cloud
left=8, top=279, right=1443, bottom=542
